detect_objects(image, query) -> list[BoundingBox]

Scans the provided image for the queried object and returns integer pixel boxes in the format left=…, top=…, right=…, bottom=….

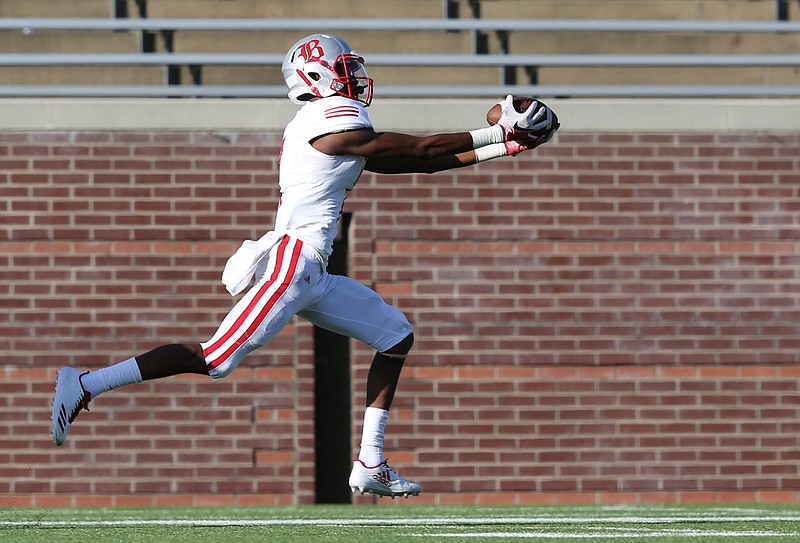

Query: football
left=486, top=96, right=558, bottom=137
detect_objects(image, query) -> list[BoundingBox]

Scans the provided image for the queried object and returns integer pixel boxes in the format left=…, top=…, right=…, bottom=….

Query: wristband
left=469, top=125, right=505, bottom=148
left=474, top=142, right=509, bottom=163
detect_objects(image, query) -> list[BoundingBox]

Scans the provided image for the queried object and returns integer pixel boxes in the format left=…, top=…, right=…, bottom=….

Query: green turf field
left=2, top=503, right=800, bottom=542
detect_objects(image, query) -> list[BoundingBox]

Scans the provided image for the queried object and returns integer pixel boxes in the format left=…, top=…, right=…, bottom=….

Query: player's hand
left=537, top=122, right=560, bottom=144
left=504, top=126, right=558, bottom=156
left=496, top=95, right=547, bottom=140
left=526, top=104, right=559, bottom=135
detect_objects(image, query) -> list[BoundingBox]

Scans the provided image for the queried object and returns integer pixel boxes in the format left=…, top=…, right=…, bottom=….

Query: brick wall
left=2, top=130, right=800, bottom=506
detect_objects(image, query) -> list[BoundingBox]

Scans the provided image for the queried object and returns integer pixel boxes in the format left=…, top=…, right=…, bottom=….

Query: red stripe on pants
left=204, top=237, right=302, bottom=371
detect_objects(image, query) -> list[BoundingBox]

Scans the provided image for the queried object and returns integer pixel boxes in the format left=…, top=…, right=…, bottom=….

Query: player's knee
left=203, top=351, right=242, bottom=380
left=207, top=361, right=234, bottom=379
left=200, top=340, right=252, bottom=379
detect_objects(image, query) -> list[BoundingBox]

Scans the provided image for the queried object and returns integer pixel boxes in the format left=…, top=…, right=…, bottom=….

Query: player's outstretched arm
left=364, top=151, right=478, bottom=174
left=312, top=128, right=474, bottom=161
left=312, top=128, right=479, bottom=174
left=312, top=126, right=549, bottom=174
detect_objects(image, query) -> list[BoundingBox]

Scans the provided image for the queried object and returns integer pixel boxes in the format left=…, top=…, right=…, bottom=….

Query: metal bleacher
left=0, top=0, right=799, bottom=98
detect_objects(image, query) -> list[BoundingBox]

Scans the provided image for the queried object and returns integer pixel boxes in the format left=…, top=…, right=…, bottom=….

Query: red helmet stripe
left=295, top=69, right=314, bottom=86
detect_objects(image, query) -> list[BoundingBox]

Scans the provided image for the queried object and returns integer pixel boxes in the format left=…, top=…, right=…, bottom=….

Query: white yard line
left=421, top=531, right=797, bottom=539
left=2, top=515, right=800, bottom=527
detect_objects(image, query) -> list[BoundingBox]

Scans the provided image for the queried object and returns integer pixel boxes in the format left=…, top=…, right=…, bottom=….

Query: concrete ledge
left=1, top=98, right=798, bottom=133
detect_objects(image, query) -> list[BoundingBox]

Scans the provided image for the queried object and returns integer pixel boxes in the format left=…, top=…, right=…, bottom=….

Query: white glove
left=523, top=104, right=557, bottom=134
left=496, top=95, right=548, bottom=138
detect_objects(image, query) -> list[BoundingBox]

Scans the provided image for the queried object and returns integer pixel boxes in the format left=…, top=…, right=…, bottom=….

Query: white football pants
left=201, top=236, right=412, bottom=378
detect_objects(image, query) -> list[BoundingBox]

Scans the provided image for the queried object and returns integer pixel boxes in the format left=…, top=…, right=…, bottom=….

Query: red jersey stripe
left=325, top=112, right=359, bottom=118
left=325, top=106, right=359, bottom=119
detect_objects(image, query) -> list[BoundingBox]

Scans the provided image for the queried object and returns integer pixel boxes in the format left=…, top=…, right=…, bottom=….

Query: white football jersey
left=276, top=96, right=373, bottom=262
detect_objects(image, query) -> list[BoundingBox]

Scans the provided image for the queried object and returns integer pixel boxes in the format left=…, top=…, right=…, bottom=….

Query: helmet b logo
left=296, top=39, right=324, bottom=63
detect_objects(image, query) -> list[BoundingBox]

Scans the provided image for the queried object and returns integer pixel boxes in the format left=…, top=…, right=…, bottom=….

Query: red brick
left=5, top=129, right=800, bottom=505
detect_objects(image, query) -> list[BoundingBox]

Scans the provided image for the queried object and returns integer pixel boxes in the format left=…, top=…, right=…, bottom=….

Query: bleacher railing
left=1, top=18, right=799, bottom=98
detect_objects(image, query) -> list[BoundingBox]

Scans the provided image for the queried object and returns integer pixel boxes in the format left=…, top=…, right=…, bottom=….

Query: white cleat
left=348, top=459, right=422, bottom=498
left=50, top=367, right=91, bottom=446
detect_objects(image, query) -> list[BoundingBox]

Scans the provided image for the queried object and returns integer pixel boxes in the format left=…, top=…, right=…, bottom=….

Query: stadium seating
left=0, top=0, right=797, bottom=96
left=0, top=0, right=112, bottom=17
left=477, top=0, right=779, bottom=20
left=144, top=0, right=446, bottom=19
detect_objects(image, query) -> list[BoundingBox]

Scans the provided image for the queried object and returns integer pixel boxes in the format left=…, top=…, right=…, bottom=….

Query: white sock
left=80, top=357, right=143, bottom=399
left=358, top=406, right=389, bottom=467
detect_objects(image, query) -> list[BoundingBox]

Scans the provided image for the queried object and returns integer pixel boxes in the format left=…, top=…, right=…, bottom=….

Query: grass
left=2, top=503, right=800, bottom=542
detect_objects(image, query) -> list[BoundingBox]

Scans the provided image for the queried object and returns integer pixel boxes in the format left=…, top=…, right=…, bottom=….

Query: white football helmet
left=282, top=34, right=373, bottom=106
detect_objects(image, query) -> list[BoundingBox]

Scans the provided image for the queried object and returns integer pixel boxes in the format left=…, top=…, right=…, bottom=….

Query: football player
left=51, top=33, right=559, bottom=499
